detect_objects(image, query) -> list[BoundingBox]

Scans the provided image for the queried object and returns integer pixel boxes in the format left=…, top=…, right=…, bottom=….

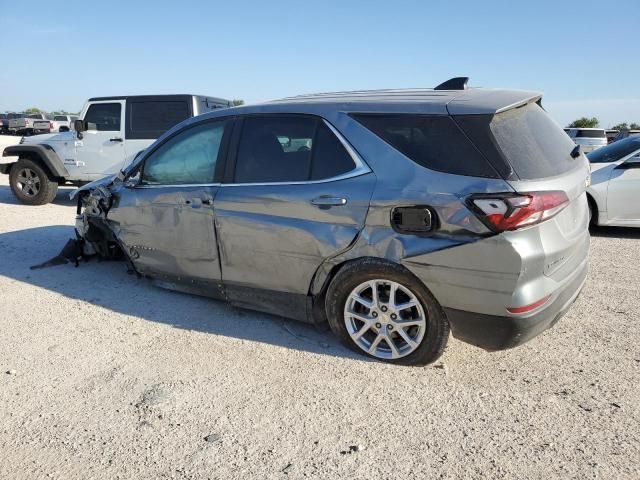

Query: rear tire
left=325, top=258, right=450, bottom=366
left=9, top=158, right=58, bottom=205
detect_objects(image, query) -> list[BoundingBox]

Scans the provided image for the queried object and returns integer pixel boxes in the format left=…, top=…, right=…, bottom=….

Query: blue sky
left=0, top=0, right=637, bottom=127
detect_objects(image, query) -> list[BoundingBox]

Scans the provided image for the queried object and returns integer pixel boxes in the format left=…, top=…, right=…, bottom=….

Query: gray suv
left=68, top=78, right=590, bottom=365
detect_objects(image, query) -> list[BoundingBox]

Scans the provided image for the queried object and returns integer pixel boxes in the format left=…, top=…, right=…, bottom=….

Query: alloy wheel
left=15, top=168, right=41, bottom=197
left=343, top=279, right=427, bottom=360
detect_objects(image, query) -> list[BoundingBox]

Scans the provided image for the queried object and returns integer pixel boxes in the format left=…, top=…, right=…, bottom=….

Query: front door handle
left=311, top=195, right=348, bottom=207
left=109, top=137, right=123, bottom=142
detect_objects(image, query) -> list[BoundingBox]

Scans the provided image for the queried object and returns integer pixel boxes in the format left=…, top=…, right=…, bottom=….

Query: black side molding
left=434, top=77, right=469, bottom=91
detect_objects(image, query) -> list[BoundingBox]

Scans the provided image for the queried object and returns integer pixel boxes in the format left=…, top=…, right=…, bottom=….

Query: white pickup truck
left=51, top=114, right=79, bottom=133
left=1, top=94, right=231, bottom=204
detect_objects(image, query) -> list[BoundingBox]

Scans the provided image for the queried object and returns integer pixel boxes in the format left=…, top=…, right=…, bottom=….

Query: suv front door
left=111, top=119, right=232, bottom=296
left=214, top=114, right=375, bottom=320
left=76, top=101, right=126, bottom=178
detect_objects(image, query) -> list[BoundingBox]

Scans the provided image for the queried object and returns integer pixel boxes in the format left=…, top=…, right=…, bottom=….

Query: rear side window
left=85, top=103, right=121, bottom=131
left=576, top=129, right=606, bottom=138
left=128, top=100, right=191, bottom=139
left=351, top=114, right=499, bottom=178
left=233, top=116, right=356, bottom=183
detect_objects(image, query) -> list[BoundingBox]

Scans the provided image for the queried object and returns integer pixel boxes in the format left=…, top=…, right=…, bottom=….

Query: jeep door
left=75, top=101, right=127, bottom=178
left=214, top=114, right=375, bottom=320
left=110, top=118, right=232, bottom=294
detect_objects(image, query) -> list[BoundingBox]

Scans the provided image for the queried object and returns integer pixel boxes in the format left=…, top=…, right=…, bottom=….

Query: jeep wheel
left=9, top=159, right=58, bottom=205
left=325, top=258, right=450, bottom=366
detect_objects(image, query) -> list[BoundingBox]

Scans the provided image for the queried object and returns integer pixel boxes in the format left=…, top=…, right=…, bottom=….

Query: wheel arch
left=585, top=191, right=600, bottom=226
left=3, top=145, right=69, bottom=180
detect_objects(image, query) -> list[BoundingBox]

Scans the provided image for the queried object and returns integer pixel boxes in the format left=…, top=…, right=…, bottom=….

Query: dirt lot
left=0, top=169, right=638, bottom=479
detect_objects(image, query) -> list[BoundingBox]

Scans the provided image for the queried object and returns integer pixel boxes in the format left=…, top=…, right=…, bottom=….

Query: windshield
left=587, top=138, right=640, bottom=163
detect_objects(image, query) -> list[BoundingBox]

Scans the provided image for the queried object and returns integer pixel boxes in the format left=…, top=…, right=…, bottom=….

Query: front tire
left=325, top=258, right=450, bottom=366
left=9, top=158, right=58, bottom=205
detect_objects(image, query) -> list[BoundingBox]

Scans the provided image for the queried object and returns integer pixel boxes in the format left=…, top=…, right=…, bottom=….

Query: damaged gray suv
left=67, top=77, right=590, bottom=365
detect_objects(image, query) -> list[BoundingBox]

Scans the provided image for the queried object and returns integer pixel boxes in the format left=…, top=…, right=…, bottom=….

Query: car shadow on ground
left=0, top=225, right=366, bottom=362
left=0, top=185, right=77, bottom=207
left=590, top=226, right=640, bottom=239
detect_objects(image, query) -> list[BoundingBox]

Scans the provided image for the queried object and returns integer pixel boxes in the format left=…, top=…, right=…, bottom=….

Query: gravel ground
left=0, top=168, right=638, bottom=479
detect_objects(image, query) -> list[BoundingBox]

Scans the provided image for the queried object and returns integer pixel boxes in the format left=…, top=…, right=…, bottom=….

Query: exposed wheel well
left=310, top=257, right=416, bottom=324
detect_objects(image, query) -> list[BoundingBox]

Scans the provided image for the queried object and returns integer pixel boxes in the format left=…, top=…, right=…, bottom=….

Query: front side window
left=234, top=116, right=355, bottom=183
left=84, top=103, right=122, bottom=131
left=141, top=120, right=227, bottom=185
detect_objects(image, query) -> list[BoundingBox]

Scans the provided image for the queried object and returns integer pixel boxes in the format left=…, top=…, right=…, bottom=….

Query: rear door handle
left=109, top=137, right=123, bottom=142
left=311, top=196, right=348, bottom=207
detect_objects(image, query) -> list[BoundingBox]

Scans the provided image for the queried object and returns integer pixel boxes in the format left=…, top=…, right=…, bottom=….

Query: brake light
left=470, top=191, right=569, bottom=232
left=49, top=121, right=53, bottom=129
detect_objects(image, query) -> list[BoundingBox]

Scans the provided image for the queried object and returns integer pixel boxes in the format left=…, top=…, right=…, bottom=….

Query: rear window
left=576, top=129, right=606, bottom=138
left=587, top=138, right=640, bottom=163
left=54, top=115, right=67, bottom=121
left=27, top=114, right=43, bottom=119
left=128, top=100, right=191, bottom=140
left=351, top=114, right=499, bottom=178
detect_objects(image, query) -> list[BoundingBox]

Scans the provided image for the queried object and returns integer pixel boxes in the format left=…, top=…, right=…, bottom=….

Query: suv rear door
left=214, top=114, right=375, bottom=320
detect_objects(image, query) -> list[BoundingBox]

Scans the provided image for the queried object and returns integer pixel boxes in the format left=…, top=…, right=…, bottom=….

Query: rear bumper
left=444, top=258, right=588, bottom=351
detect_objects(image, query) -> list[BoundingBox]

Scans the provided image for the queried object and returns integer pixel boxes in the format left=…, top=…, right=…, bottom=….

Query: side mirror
left=74, top=119, right=86, bottom=133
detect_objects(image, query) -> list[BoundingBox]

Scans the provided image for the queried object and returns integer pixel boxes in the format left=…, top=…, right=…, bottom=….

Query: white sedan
left=587, top=137, right=640, bottom=227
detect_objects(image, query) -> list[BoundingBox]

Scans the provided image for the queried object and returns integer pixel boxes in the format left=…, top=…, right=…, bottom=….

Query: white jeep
left=1, top=94, right=231, bottom=205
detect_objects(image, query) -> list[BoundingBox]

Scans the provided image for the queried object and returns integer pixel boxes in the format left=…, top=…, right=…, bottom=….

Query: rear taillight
left=49, top=121, right=53, bottom=129
left=469, top=191, right=569, bottom=232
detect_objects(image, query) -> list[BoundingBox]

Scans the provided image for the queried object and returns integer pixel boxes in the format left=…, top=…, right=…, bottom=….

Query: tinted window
left=576, top=129, right=606, bottom=138
left=54, top=115, right=67, bottom=121
left=234, top=116, right=355, bottom=183
left=487, top=104, right=580, bottom=179
left=142, top=121, right=227, bottom=185
left=352, top=114, right=498, bottom=178
left=587, top=138, right=640, bottom=163
left=27, top=114, right=43, bottom=119
left=84, top=103, right=121, bottom=131
left=129, top=101, right=191, bottom=139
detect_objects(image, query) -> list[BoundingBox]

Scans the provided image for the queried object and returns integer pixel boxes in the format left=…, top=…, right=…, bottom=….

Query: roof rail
left=434, top=77, right=469, bottom=91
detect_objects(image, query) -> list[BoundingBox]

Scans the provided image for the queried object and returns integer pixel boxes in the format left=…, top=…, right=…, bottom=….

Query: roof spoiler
left=434, top=77, right=469, bottom=91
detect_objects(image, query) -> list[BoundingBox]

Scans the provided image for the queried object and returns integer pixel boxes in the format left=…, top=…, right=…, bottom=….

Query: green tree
left=231, top=99, right=245, bottom=106
left=24, top=107, right=42, bottom=114
left=630, top=123, right=640, bottom=130
left=612, top=122, right=629, bottom=131
left=567, top=117, right=599, bottom=128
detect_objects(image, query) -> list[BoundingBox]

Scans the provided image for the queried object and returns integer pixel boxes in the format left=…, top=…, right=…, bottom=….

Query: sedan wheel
left=344, top=279, right=427, bottom=360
